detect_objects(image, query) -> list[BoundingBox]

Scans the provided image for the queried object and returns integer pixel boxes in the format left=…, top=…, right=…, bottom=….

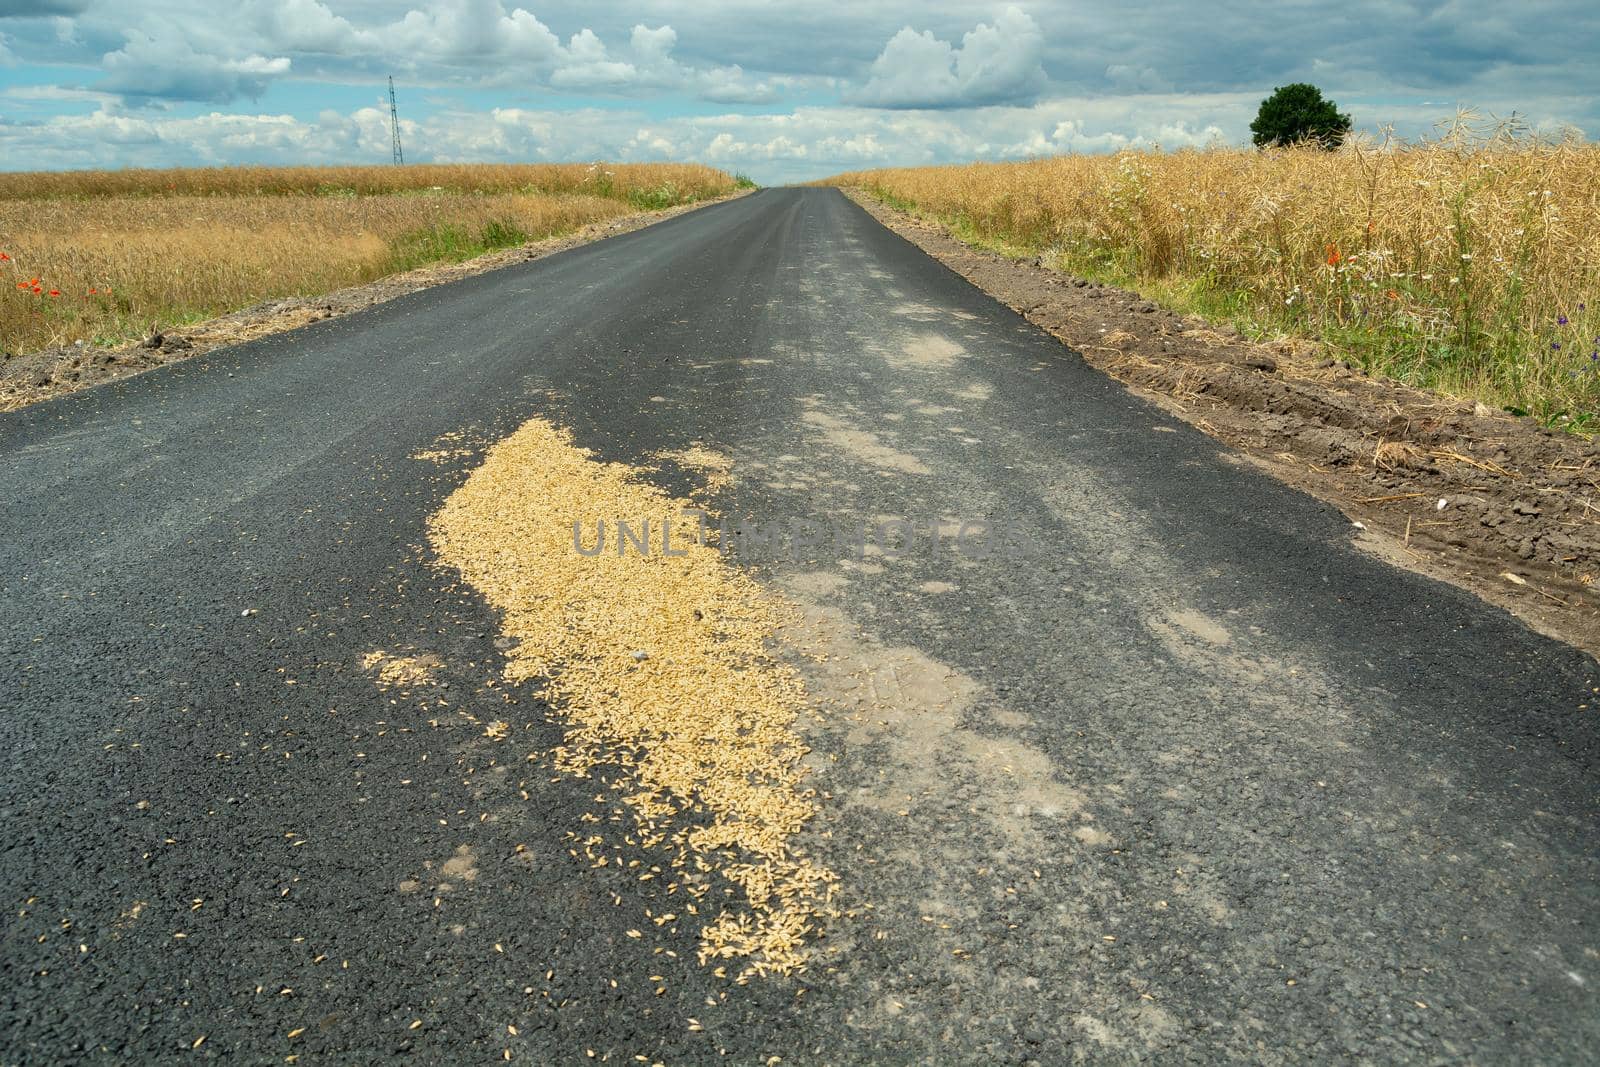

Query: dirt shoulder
left=844, top=188, right=1600, bottom=659
left=0, top=192, right=748, bottom=415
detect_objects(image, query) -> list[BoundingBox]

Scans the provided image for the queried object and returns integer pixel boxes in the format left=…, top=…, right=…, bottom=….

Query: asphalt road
left=2, top=188, right=1596, bottom=1064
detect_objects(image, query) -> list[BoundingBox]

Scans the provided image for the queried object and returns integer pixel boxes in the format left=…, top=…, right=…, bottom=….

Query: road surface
left=2, top=188, right=1596, bottom=1063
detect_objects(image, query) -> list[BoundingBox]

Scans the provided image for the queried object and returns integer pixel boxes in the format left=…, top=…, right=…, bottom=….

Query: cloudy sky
left=0, top=1, right=1592, bottom=182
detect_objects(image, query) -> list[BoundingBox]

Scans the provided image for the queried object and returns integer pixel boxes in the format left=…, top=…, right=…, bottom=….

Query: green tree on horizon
left=1250, top=83, right=1352, bottom=149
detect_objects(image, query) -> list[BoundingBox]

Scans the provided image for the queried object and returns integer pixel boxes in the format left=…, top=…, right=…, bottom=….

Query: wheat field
left=825, top=130, right=1600, bottom=423
left=0, top=161, right=738, bottom=202
left=0, top=162, right=740, bottom=355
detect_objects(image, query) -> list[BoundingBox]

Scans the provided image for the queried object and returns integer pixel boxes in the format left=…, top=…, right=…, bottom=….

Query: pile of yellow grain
left=428, top=418, right=834, bottom=975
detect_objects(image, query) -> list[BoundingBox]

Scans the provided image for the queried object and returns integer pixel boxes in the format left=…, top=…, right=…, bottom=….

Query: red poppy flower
left=47, top=289, right=60, bottom=297
left=14, top=282, right=27, bottom=290
left=1324, top=244, right=1341, bottom=266
left=0, top=252, right=10, bottom=261
left=88, top=287, right=98, bottom=295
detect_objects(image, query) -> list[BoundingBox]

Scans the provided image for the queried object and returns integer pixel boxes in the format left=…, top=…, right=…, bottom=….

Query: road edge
left=837, top=185, right=1600, bottom=662
left=0, top=189, right=756, bottom=415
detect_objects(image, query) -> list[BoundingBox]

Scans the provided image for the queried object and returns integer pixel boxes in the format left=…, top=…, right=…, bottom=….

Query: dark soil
left=846, top=190, right=1600, bottom=658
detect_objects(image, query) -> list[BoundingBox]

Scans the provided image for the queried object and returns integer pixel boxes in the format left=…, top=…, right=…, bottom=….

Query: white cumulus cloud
left=100, top=31, right=292, bottom=104
left=851, top=6, right=1046, bottom=109
left=237, top=0, right=775, bottom=104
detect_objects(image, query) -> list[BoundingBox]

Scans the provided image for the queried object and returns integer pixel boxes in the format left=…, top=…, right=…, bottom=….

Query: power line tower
left=388, top=76, right=405, bottom=165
